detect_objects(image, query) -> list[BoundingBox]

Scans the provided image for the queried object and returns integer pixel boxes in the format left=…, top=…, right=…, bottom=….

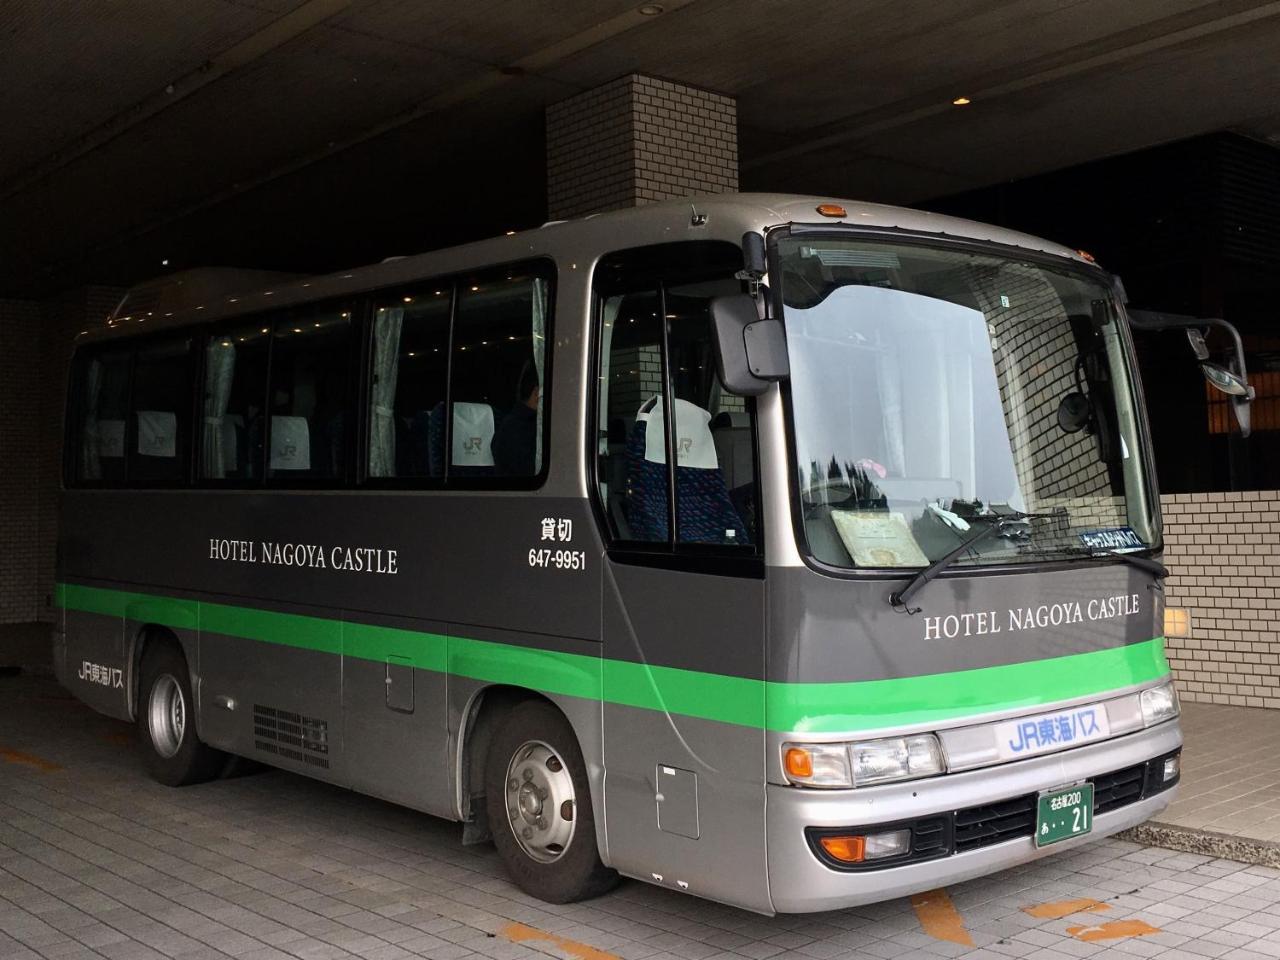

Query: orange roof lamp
left=816, top=203, right=847, bottom=218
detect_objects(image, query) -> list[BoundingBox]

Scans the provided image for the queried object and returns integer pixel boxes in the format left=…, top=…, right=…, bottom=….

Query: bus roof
left=81, top=193, right=1093, bottom=345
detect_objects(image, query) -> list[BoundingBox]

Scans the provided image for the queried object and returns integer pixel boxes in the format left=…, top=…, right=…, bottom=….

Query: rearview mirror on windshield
left=711, top=293, right=789, bottom=396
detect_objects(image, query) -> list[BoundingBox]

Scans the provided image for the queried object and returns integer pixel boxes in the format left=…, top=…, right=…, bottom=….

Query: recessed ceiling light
left=952, top=96, right=971, bottom=106
left=638, top=3, right=664, bottom=14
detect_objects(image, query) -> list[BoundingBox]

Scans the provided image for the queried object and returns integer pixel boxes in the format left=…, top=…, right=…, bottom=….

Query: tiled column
left=34, top=287, right=123, bottom=621
left=0, top=298, right=44, bottom=624
left=1162, top=491, right=1280, bottom=707
left=546, top=74, right=738, bottom=220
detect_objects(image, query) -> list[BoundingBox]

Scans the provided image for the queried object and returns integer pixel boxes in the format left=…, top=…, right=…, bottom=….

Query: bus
left=54, top=194, right=1246, bottom=915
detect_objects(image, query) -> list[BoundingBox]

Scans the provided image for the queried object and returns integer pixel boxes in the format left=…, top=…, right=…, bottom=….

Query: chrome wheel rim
left=147, top=673, right=185, bottom=759
left=504, top=739, right=576, bottom=863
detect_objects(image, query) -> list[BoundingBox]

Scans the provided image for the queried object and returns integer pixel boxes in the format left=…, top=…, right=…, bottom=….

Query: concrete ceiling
left=2, top=0, right=1279, bottom=297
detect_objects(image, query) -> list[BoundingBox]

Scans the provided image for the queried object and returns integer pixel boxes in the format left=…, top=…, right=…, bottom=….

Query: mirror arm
left=1127, top=309, right=1252, bottom=385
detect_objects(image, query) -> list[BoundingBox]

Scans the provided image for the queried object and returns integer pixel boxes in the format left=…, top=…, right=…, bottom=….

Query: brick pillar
left=546, top=74, right=738, bottom=220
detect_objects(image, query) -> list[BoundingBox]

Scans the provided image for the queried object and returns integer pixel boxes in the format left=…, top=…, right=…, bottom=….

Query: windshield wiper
left=890, top=518, right=1015, bottom=614
left=1056, top=545, right=1167, bottom=578
left=889, top=510, right=1064, bottom=614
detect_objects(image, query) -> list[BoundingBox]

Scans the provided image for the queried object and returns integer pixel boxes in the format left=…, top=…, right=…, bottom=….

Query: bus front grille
left=954, top=795, right=1038, bottom=852
left=806, top=751, right=1178, bottom=871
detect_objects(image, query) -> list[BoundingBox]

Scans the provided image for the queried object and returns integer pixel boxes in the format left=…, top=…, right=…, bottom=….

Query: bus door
left=593, top=243, right=772, bottom=913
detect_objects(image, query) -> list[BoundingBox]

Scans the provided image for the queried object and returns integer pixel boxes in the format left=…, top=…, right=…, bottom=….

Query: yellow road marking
left=1067, top=919, right=1161, bottom=942
left=0, top=748, right=62, bottom=772
left=910, top=889, right=974, bottom=946
left=1023, top=898, right=1111, bottom=919
left=500, top=923, right=620, bottom=960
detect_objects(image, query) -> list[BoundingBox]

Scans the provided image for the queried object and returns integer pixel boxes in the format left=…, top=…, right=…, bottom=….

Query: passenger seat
left=625, top=397, right=750, bottom=545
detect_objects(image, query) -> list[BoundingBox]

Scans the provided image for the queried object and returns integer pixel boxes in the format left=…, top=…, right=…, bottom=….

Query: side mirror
left=1186, top=328, right=1210, bottom=361
left=1200, top=362, right=1251, bottom=398
left=711, top=294, right=789, bottom=396
left=1128, top=308, right=1255, bottom=437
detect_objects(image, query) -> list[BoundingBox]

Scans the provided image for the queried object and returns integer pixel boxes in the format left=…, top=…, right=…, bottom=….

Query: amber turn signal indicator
left=816, top=203, right=847, bottom=218
left=784, top=747, right=813, bottom=779
left=818, top=835, right=866, bottom=863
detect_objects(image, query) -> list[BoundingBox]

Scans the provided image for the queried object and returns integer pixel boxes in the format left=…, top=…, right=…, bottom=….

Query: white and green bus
left=56, top=194, right=1246, bottom=914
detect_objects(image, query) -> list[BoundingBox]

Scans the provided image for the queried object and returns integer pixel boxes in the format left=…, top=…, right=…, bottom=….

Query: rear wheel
left=484, top=700, right=617, bottom=903
left=137, top=643, right=226, bottom=786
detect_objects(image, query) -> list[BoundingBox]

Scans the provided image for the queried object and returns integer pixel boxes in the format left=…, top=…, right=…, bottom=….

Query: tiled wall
left=0, top=287, right=122, bottom=625
left=1163, top=491, right=1280, bottom=707
left=0, top=299, right=44, bottom=622
left=546, top=74, right=737, bottom=220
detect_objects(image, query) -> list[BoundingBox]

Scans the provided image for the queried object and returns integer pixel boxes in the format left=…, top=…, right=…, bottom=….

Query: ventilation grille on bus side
left=253, top=704, right=330, bottom=769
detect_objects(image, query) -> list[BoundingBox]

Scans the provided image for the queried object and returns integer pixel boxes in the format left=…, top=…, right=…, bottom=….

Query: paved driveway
left=3, top=673, right=1280, bottom=960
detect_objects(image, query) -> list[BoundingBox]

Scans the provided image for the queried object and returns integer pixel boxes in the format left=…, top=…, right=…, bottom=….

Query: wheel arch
left=127, top=622, right=194, bottom=722
left=456, top=684, right=608, bottom=860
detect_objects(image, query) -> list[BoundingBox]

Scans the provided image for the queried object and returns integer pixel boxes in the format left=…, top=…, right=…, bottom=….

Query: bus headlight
left=1141, top=681, right=1180, bottom=727
left=783, top=734, right=946, bottom=788
left=783, top=743, right=852, bottom=788
left=850, top=734, right=944, bottom=786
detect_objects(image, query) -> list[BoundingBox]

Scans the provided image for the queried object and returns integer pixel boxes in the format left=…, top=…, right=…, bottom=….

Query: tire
left=136, top=642, right=226, bottom=787
left=484, top=700, right=617, bottom=903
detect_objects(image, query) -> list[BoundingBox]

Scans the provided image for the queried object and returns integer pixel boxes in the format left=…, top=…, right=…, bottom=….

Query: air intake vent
left=1093, top=762, right=1145, bottom=814
left=253, top=704, right=330, bottom=769
left=954, top=794, right=1037, bottom=852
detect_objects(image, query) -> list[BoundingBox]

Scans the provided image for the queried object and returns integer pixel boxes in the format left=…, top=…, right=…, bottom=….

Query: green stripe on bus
left=765, top=637, right=1169, bottom=733
left=56, top=582, right=1168, bottom=733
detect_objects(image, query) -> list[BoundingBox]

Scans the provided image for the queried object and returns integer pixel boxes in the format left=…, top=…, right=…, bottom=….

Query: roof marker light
left=816, top=204, right=847, bottom=218
left=952, top=97, right=971, bottom=106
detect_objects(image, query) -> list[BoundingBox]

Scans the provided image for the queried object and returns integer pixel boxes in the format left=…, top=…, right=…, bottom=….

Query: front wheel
left=137, top=643, right=226, bottom=786
left=484, top=701, right=617, bottom=903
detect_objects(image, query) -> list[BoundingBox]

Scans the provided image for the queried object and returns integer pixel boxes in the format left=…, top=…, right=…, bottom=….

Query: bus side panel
left=343, top=613, right=453, bottom=818
left=601, top=564, right=770, bottom=914
left=199, top=626, right=346, bottom=785
left=61, top=608, right=131, bottom=721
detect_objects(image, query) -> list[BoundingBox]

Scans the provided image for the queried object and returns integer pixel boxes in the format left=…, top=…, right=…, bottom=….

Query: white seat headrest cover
left=637, top=397, right=718, bottom=468
left=452, top=402, right=495, bottom=466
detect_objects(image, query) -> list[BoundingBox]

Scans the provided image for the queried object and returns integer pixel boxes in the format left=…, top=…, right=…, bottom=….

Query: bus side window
left=449, top=269, right=552, bottom=481
left=666, top=278, right=757, bottom=546
left=73, top=347, right=132, bottom=485
left=130, top=337, right=194, bottom=486
left=599, top=290, right=666, bottom=542
left=200, top=325, right=269, bottom=481
left=266, top=308, right=353, bottom=482
left=594, top=246, right=759, bottom=550
left=368, top=289, right=450, bottom=479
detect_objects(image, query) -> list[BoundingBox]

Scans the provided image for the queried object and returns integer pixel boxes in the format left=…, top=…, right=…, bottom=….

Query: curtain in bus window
left=369, top=308, right=403, bottom=477
left=532, top=278, right=547, bottom=473
left=80, top=357, right=104, bottom=480
left=202, top=339, right=236, bottom=479
left=876, top=336, right=906, bottom=477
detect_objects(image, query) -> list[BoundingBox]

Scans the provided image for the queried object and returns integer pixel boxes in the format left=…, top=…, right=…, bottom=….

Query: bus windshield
left=776, top=234, right=1157, bottom=570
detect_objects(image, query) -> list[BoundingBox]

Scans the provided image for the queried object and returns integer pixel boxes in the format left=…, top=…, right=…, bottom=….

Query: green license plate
left=1035, top=783, right=1094, bottom=847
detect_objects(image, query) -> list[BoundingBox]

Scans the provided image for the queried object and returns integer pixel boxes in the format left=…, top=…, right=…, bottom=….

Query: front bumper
left=767, top=719, right=1181, bottom=913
